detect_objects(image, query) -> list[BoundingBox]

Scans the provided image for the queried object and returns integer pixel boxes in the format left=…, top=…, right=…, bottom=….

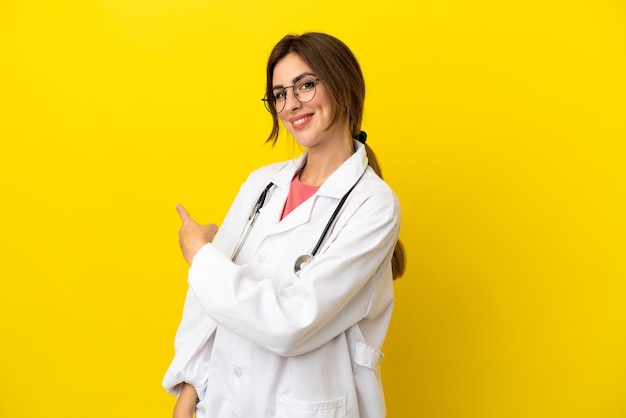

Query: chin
left=291, top=132, right=316, bottom=148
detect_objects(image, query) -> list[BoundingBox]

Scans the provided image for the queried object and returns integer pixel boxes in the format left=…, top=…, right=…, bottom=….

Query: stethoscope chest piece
left=294, top=254, right=313, bottom=278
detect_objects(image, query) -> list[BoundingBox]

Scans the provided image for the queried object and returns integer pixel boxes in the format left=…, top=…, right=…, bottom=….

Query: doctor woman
left=164, top=32, right=406, bottom=418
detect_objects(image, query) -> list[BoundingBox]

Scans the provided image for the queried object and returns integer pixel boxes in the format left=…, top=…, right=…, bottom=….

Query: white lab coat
left=163, top=141, right=401, bottom=418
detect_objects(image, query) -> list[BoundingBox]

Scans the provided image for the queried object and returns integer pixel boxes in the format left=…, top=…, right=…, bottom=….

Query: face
left=272, top=53, right=346, bottom=149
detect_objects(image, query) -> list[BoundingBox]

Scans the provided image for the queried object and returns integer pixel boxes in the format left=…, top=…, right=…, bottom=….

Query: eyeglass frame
left=261, top=77, right=321, bottom=114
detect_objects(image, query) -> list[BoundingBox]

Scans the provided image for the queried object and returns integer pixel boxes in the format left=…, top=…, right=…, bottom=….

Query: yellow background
left=1, top=1, right=624, bottom=417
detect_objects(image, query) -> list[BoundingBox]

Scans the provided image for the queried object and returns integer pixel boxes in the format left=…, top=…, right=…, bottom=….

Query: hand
left=176, top=204, right=218, bottom=264
left=173, top=383, right=197, bottom=418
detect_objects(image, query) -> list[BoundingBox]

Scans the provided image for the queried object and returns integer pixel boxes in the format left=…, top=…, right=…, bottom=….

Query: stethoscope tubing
left=309, top=179, right=359, bottom=258
left=230, top=172, right=363, bottom=272
left=230, top=182, right=274, bottom=261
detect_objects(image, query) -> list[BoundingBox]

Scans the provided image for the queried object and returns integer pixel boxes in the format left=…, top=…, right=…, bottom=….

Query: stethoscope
left=230, top=175, right=362, bottom=277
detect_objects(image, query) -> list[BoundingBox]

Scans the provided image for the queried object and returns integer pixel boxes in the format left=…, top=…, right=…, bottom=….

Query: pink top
left=281, top=174, right=320, bottom=219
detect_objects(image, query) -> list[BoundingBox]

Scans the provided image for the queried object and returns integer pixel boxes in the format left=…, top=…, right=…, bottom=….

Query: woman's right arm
left=173, top=383, right=197, bottom=418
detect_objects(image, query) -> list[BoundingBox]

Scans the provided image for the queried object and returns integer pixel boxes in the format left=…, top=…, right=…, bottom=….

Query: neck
left=299, top=137, right=354, bottom=186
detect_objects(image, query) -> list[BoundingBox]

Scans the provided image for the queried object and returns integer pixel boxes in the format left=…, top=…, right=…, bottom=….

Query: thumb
left=176, top=204, right=192, bottom=222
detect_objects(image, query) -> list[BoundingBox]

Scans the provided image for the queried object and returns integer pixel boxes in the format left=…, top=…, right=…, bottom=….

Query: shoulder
left=353, top=168, right=401, bottom=220
left=361, top=168, right=399, bottom=204
left=351, top=141, right=400, bottom=213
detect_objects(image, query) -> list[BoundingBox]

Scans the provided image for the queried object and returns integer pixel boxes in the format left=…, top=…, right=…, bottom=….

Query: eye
left=297, top=79, right=317, bottom=92
left=272, top=89, right=287, bottom=101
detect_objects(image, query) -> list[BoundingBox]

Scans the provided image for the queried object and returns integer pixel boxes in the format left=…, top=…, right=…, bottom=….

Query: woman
left=164, top=32, right=406, bottom=418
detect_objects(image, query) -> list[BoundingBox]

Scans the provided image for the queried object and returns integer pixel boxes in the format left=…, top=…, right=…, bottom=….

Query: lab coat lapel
left=263, top=140, right=369, bottom=237
left=256, top=152, right=312, bottom=236
left=267, top=195, right=315, bottom=235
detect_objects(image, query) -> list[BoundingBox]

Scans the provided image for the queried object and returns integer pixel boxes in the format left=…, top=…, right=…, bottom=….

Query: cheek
left=311, top=92, right=333, bottom=116
left=311, top=90, right=327, bottom=106
left=278, top=114, right=290, bottom=126
left=278, top=117, right=293, bottom=133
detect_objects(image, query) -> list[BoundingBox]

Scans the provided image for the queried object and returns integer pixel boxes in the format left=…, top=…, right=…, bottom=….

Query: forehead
left=272, top=53, right=314, bottom=86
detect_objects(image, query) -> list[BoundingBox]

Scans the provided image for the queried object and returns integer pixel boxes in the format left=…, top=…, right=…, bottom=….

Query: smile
left=290, top=114, right=313, bottom=129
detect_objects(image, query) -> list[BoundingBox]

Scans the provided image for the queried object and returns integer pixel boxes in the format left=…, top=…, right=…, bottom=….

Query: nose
left=284, top=87, right=301, bottom=112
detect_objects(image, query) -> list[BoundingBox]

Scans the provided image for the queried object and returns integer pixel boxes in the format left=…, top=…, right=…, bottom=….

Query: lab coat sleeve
left=162, top=173, right=255, bottom=397
left=187, top=185, right=400, bottom=356
left=162, top=288, right=216, bottom=399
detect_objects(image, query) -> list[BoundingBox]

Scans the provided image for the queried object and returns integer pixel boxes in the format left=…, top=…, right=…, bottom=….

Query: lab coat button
left=256, top=254, right=265, bottom=262
left=233, top=366, right=242, bottom=377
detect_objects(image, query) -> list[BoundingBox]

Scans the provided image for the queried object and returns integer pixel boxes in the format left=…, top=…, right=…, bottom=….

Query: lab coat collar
left=270, top=140, right=368, bottom=198
left=264, top=140, right=368, bottom=236
left=318, top=140, right=368, bottom=198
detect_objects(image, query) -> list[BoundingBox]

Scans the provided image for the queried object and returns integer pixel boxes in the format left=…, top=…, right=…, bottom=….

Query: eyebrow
left=272, top=72, right=316, bottom=89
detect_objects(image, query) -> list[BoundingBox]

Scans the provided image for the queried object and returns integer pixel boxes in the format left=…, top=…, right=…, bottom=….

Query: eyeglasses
left=262, top=77, right=321, bottom=114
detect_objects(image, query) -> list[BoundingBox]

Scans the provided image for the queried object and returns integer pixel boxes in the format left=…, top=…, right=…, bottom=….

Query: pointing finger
left=176, top=204, right=191, bottom=222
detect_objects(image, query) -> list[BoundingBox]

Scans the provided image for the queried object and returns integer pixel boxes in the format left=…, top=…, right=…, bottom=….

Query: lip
left=288, top=113, right=314, bottom=130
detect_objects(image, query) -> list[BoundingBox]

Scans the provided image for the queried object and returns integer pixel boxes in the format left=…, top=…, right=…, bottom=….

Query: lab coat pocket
left=276, top=395, right=347, bottom=418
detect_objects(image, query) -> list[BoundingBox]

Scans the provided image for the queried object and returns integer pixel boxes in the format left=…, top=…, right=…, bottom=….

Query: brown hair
left=265, top=32, right=406, bottom=279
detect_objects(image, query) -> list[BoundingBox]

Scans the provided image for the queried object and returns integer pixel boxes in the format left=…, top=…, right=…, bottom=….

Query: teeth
left=293, top=115, right=310, bottom=125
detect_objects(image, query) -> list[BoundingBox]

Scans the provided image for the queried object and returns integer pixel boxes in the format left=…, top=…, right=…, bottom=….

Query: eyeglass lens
left=263, top=78, right=318, bottom=114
